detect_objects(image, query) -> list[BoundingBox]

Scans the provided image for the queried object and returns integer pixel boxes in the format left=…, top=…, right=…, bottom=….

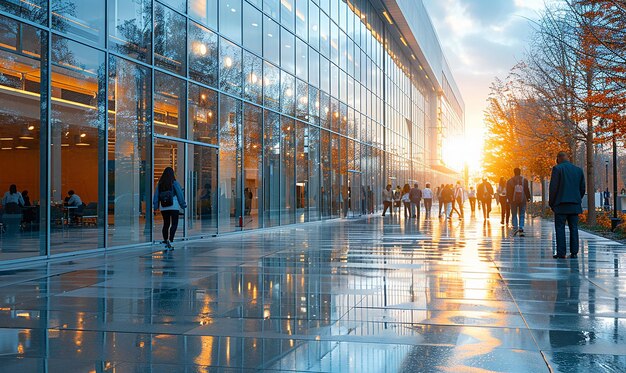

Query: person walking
left=401, top=184, right=411, bottom=220
left=549, top=152, right=585, bottom=259
left=437, top=184, right=444, bottom=217
left=477, top=178, right=494, bottom=220
left=506, top=168, right=531, bottom=236
left=422, top=183, right=433, bottom=218
left=497, top=177, right=510, bottom=225
left=382, top=184, right=393, bottom=216
left=153, top=167, right=187, bottom=250
left=468, top=186, right=477, bottom=216
left=394, top=185, right=402, bottom=215
left=409, top=183, right=422, bottom=219
left=441, top=184, right=454, bottom=220
left=453, top=182, right=465, bottom=219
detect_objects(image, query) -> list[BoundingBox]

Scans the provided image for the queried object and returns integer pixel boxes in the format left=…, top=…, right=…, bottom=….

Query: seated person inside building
left=64, top=190, right=84, bottom=224
left=2, top=184, right=25, bottom=214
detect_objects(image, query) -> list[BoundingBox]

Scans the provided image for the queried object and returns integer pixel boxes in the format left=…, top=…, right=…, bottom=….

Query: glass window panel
left=280, top=71, right=295, bottom=116
left=340, top=69, right=347, bottom=102
left=280, top=116, right=295, bottom=225
left=263, top=110, right=280, bottom=227
left=319, top=91, right=330, bottom=129
left=263, top=0, right=279, bottom=19
left=263, top=16, right=280, bottom=66
left=154, top=72, right=185, bottom=138
left=295, top=79, right=308, bottom=121
left=263, top=61, right=280, bottom=110
left=108, top=0, right=152, bottom=62
left=50, top=36, right=106, bottom=253
left=307, top=125, right=320, bottom=221
left=295, top=121, right=308, bottom=223
left=186, top=144, right=218, bottom=236
left=1, top=0, right=47, bottom=24
left=188, top=83, right=218, bottom=144
left=308, top=2, right=319, bottom=50
left=243, top=2, right=262, bottom=55
left=281, top=28, right=295, bottom=74
left=308, top=48, right=319, bottom=88
left=160, top=0, right=186, bottom=12
left=330, top=63, right=339, bottom=98
left=52, top=0, right=105, bottom=46
left=320, top=56, right=329, bottom=93
left=243, top=103, right=263, bottom=229
left=155, top=3, right=187, bottom=75
left=107, top=56, right=152, bottom=247
left=189, top=21, right=218, bottom=87
left=220, top=38, right=242, bottom=96
left=280, top=0, right=294, bottom=31
left=295, top=37, right=307, bottom=81
left=0, top=16, right=45, bottom=259
left=319, top=12, right=329, bottom=57
left=189, top=0, right=217, bottom=30
left=330, top=134, right=340, bottom=218
left=330, top=22, right=339, bottom=64
left=220, top=0, right=242, bottom=44
left=243, top=51, right=263, bottom=105
left=320, top=130, right=331, bottom=219
left=218, top=95, right=242, bottom=232
left=295, top=0, right=307, bottom=39
left=152, top=138, right=184, bottom=242
left=339, top=29, right=347, bottom=70
left=308, top=85, right=320, bottom=124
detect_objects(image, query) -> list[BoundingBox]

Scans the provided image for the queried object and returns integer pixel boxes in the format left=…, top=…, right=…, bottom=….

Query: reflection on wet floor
left=0, top=213, right=625, bottom=372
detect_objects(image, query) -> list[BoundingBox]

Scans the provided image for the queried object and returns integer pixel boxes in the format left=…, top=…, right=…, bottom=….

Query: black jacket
left=549, top=161, right=585, bottom=214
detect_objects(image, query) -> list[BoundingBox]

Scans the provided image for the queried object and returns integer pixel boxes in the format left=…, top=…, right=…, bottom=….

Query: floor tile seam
left=494, top=258, right=554, bottom=373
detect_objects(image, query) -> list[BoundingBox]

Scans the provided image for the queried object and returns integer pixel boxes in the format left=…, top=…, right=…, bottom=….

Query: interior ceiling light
left=383, top=11, right=393, bottom=25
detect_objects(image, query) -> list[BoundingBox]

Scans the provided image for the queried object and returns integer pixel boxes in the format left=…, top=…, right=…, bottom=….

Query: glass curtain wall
left=0, top=0, right=451, bottom=261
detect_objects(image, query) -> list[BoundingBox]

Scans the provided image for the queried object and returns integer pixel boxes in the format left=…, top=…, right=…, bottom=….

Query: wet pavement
left=0, top=212, right=625, bottom=372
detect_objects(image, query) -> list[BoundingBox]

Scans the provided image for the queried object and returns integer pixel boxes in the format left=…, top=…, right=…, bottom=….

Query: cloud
left=463, top=0, right=517, bottom=26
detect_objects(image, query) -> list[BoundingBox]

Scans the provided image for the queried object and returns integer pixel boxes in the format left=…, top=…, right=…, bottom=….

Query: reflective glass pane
left=153, top=138, right=184, bottom=242
left=243, top=103, right=263, bottom=230
left=308, top=2, right=319, bottom=50
left=320, top=56, right=329, bottom=93
left=263, top=110, right=280, bottom=227
left=309, top=48, right=319, bottom=87
left=281, top=28, right=295, bottom=74
left=263, top=16, right=279, bottom=66
left=220, top=38, right=242, bottom=96
left=50, top=36, right=106, bottom=254
left=154, top=72, right=186, bottom=138
left=160, top=0, right=186, bottom=12
left=295, top=79, right=308, bottom=121
left=308, top=125, right=320, bottom=221
left=296, top=121, right=308, bottom=223
left=189, top=0, right=217, bottom=30
left=52, top=0, right=105, bottom=46
left=218, top=95, right=242, bottom=233
left=188, top=83, right=218, bottom=144
left=243, top=51, right=263, bottom=105
left=107, top=56, right=152, bottom=246
left=189, top=21, right=218, bottom=87
left=280, top=0, right=294, bottom=31
left=295, top=0, right=307, bottom=40
left=186, top=144, right=218, bottom=236
left=320, top=130, right=331, bottom=219
left=219, top=0, right=242, bottom=44
left=295, top=38, right=307, bottom=81
left=280, top=116, right=295, bottom=225
left=263, top=61, right=280, bottom=110
left=108, top=0, right=152, bottom=62
left=0, top=0, right=46, bottom=24
left=0, top=16, right=45, bottom=259
left=243, top=2, right=262, bottom=55
left=155, top=3, right=187, bottom=75
left=263, top=0, right=279, bottom=19
left=280, top=71, right=295, bottom=116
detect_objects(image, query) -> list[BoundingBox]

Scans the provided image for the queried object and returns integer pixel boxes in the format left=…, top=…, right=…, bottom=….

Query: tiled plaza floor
left=1, top=210, right=625, bottom=372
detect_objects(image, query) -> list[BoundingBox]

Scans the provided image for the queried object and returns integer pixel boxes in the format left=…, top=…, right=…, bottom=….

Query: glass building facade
left=0, top=0, right=464, bottom=263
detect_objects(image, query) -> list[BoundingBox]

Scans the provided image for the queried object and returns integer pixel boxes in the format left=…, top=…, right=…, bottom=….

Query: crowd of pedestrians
left=376, top=151, right=585, bottom=259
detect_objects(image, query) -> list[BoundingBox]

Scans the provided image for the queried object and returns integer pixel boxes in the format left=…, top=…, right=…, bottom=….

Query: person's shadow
left=549, top=260, right=593, bottom=366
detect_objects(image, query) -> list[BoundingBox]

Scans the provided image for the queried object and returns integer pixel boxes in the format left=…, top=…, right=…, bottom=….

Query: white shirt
left=422, top=188, right=433, bottom=199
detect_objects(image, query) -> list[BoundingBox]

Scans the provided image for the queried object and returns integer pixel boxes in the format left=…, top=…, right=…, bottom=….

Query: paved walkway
left=1, top=212, right=625, bottom=372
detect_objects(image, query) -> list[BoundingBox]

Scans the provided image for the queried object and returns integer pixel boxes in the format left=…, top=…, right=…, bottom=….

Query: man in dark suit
left=549, top=152, right=586, bottom=259
left=506, top=168, right=531, bottom=236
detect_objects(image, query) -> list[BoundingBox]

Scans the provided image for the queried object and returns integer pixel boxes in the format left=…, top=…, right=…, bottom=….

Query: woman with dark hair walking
left=153, top=167, right=187, bottom=250
left=401, top=184, right=411, bottom=219
left=497, top=177, right=510, bottom=225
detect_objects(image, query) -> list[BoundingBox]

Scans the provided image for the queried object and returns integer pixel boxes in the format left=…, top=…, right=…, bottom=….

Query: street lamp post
left=611, top=124, right=621, bottom=231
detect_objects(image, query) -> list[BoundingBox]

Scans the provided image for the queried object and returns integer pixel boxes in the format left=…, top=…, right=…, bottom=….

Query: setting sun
left=442, top=133, right=484, bottom=174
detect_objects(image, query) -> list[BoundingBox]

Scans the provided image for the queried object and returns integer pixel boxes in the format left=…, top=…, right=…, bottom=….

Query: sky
left=422, top=0, right=547, bottom=172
